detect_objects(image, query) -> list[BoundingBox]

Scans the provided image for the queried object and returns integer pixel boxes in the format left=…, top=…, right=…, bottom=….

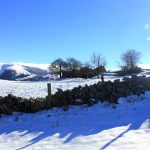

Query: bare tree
left=91, top=52, right=106, bottom=68
left=121, top=49, right=142, bottom=72
left=91, top=52, right=106, bottom=80
left=66, top=58, right=82, bottom=71
left=49, top=58, right=66, bottom=78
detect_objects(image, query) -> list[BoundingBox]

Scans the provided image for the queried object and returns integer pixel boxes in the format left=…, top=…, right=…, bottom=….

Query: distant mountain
left=0, top=63, right=52, bottom=81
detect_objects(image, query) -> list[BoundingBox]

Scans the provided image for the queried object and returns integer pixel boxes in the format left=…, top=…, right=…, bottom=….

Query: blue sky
left=0, top=0, right=150, bottom=68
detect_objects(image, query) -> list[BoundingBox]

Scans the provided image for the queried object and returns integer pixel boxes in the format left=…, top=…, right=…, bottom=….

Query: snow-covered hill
left=1, top=62, right=150, bottom=81
left=0, top=63, right=50, bottom=81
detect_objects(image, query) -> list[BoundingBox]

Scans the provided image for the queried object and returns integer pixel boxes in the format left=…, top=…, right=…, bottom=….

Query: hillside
left=0, top=63, right=50, bottom=81
left=1, top=62, right=150, bottom=81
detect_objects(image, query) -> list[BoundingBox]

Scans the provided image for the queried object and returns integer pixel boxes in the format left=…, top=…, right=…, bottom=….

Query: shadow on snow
left=0, top=105, right=150, bottom=150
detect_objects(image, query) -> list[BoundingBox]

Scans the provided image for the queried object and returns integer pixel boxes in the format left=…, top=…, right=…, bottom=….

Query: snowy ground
left=0, top=92, right=150, bottom=150
left=0, top=70, right=149, bottom=98
left=0, top=75, right=120, bottom=98
left=0, top=73, right=150, bottom=150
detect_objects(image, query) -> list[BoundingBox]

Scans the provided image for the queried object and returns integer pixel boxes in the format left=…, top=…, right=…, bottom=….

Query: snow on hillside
left=0, top=92, right=150, bottom=150
left=1, top=62, right=150, bottom=81
left=5, top=64, right=31, bottom=75
left=0, top=62, right=49, bottom=71
left=13, top=62, right=49, bottom=70
left=0, top=64, right=29, bottom=75
left=0, top=63, right=50, bottom=81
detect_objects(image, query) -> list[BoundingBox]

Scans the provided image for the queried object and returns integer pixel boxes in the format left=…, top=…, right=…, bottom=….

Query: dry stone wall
left=1, top=75, right=150, bottom=115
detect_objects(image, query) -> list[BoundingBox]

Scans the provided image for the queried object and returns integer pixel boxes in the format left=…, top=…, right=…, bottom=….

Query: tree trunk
left=101, top=74, right=104, bottom=83
left=59, top=64, right=62, bottom=78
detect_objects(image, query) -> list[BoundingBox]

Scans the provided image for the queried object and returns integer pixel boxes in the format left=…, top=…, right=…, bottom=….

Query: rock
left=114, top=79, right=120, bottom=84
left=74, top=99, right=83, bottom=105
left=57, top=88, right=63, bottom=93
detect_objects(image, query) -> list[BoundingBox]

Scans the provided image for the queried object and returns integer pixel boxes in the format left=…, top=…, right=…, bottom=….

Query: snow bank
left=0, top=92, right=150, bottom=150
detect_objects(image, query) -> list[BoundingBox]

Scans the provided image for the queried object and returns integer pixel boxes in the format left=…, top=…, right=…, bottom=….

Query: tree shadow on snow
left=0, top=106, right=150, bottom=150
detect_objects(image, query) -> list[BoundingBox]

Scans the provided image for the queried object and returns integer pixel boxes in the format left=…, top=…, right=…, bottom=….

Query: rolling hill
left=0, top=63, right=51, bottom=81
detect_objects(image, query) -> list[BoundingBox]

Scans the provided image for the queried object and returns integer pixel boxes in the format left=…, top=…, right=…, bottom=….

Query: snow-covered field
left=0, top=70, right=149, bottom=98
left=0, top=92, right=150, bottom=150
left=0, top=75, right=120, bottom=98
left=0, top=73, right=150, bottom=150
